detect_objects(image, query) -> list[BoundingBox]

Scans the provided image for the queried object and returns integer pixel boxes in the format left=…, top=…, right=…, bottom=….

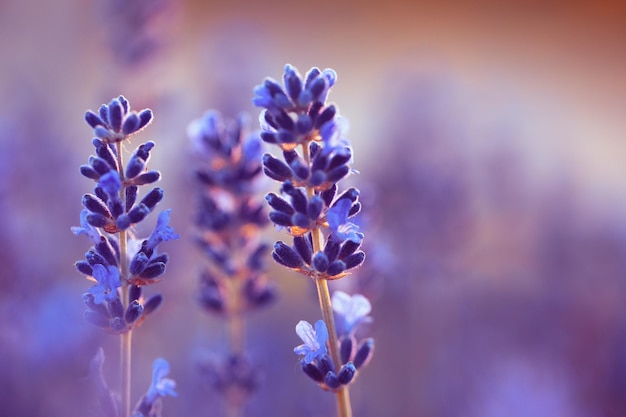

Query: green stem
left=303, top=142, right=353, bottom=417
left=116, top=142, right=132, bottom=417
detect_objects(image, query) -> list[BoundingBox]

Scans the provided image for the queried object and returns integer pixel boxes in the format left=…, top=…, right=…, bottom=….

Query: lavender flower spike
left=332, top=291, right=372, bottom=335
left=294, top=319, right=329, bottom=364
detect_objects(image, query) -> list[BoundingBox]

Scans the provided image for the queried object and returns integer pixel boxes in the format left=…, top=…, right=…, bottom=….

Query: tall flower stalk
left=73, top=96, right=178, bottom=417
left=253, top=65, right=374, bottom=417
left=188, top=110, right=277, bottom=416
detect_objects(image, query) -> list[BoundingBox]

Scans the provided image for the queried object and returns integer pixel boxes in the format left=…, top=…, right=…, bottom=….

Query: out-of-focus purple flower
left=332, top=291, right=372, bottom=334
left=294, top=320, right=329, bottom=364
left=71, top=209, right=102, bottom=245
left=133, top=357, right=177, bottom=416
left=88, top=264, right=121, bottom=304
left=146, top=209, right=179, bottom=250
left=145, top=358, right=177, bottom=403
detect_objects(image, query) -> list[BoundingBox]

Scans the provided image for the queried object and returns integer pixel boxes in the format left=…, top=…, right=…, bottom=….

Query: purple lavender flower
left=146, top=209, right=180, bottom=250
left=75, top=95, right=179, bottom=417
left=255, top=65, right=374, bottom=400
left=294, top=319, right=329, bottom=364
left=133, top=358, right=177, bottom=417
left=188, top=110, right=276, bottom=413
left=88, top=264, right=122, bottom=305
left=85, top=96, right=153, bottom=143
left=327, top=198, right=362, bottom=244
left=332, top=291, right=372, bottom=335
left=71, top=209, right=102, bottom=245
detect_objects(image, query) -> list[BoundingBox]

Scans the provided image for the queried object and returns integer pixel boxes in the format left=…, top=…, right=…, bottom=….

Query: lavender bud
left=339, top=239, right=361, bottom=259
left=273, top=241, right=303, bottom=268
left=320, top=183, right=337, bottom=207
left=90, top=156, right=112, bottom=175
left=137, top=109, right=153, bottom=131
left=107, top=98, right=123, bottom=133
left=315, top=105, right=336, bottom=129
left=143, top=294, right=163, bottom=315
left=317, top=355, right=334, bottom=375
left=140, top=187, right=164, bottom=209
left=263, top=153, right=292, bottom=181
left=125, top=185, right=138, bottom=211
left=338, top=362, right=356, bottom=385
left=139, top=262, right=166, bottom=279
left=125, top=156, right=146, bottom=179
left=344, top=252, right=365, bottom=270
left=266, top=193, right=294, bottom=215
left=95, top=237, right=118, bottom=267
left=133, top=171, right=160, bottom=185
left=95, top=143, right=119, bottom=171
left=86, top=212, right=109, bottom=228
left=340, top=335, right=355, bottom=364
left=302, top=362, right=324, bottom=383
left=269, top=211, right=293, bottom=227
left=82, top=194, right=111, bottom=218
left=324, top=371, right=340, bottom=390
left=121, top=113, right=139, bottom=135
left=354, top=338, right=374, bottom=369
left=312, top=251, right=329, bottom=272
left=80, top=164, right=100, bottom=180
left=129, top=285, right=141, bottom=303
left=326, top=260, right=346, bottom=277
left=293, top=235, right=313, bottom=264
left=323, top=238, right=340, bottom=262
left=326, top=165, right=350, bottom=183
left=127, top=203, right=150, bottom=223
left=75, top=260, right=93, bottom=276
left=85, top=110, right=105, bottom=129
left=129, top=252, right=150, bottom=275
left=124, top=300, right=143, bottom=324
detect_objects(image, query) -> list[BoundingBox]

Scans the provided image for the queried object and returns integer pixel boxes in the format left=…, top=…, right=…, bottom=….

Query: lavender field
left=1, top=1, right=625, bottom=416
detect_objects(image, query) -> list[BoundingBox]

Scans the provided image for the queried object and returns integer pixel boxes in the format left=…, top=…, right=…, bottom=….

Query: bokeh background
left=1, top=0, right=626, bottom=416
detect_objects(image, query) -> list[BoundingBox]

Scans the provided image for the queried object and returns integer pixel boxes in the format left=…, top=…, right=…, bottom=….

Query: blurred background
left=1, top=0, right=626, bottom=416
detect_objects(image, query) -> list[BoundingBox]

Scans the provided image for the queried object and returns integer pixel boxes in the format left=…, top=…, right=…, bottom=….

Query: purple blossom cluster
left=73, top=96, right=178, bottom=416
left=253, top=64, right=374, bottom=398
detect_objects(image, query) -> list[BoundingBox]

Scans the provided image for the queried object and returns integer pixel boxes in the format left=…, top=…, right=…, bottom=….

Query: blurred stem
left=228, top=277, right=245, bottom=355
left=303, top=142, right=353, bottom=417
left=117, top=142, right=132, bottom=417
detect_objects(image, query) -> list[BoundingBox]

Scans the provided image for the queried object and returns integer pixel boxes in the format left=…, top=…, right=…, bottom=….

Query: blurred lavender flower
left=87, top=348, right=120, bottom=417
left=332, top=291, right=372, bottom=335
left=188, top=109, right=276, bottom=412
left=97, top=0, right=170, bottom=67
left=133, top=358, right=177, bottom=417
